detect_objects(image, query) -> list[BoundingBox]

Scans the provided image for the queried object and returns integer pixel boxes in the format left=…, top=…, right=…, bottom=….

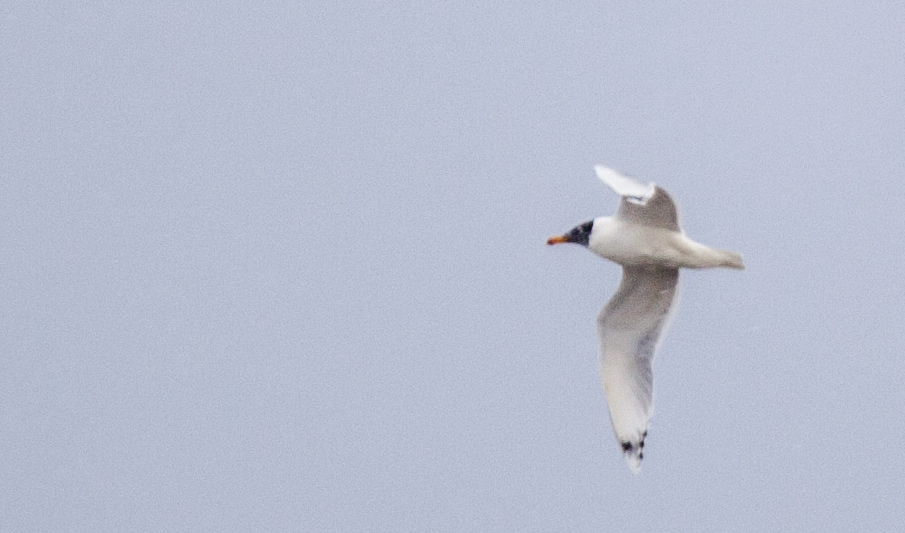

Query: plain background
left=2, top=2, right=904, bottom=532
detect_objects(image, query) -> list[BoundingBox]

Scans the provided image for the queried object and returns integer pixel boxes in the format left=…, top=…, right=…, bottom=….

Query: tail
left=717, top=249, right=745, bottom=270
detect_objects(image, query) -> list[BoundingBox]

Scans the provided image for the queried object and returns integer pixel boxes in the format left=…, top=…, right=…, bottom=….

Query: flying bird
left=547, top=165, right=744, bottom=473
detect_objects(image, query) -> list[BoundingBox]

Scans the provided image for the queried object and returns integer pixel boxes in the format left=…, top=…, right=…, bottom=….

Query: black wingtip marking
left=621, top=430, right=649, bottom=460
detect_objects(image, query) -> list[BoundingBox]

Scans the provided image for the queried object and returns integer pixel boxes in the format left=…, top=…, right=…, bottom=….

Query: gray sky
left=3, top=2, right=904, bottom=532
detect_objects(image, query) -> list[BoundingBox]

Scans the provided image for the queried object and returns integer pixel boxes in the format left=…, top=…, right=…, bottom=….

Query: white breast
left=588, top=217, right=674, bottom=266
left=589, top=216, right=725, bottom=269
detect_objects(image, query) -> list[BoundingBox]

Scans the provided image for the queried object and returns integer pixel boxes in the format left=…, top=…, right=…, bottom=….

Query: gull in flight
left=547, top=165, right=744, bottom=473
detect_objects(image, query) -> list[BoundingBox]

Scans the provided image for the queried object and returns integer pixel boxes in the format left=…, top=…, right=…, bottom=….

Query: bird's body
left=589, top=216, right=743, bottom=270
left=547, top=166, right=743, bottom=473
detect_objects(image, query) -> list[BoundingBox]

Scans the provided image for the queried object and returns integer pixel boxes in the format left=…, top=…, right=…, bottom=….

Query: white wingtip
left=594, top=165, right=655, bottom=202
left=625, top=451, right=642, bottom=474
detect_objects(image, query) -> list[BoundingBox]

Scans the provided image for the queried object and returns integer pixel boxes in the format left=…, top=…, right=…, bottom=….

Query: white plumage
left=548, top=166, right=744, bottom=472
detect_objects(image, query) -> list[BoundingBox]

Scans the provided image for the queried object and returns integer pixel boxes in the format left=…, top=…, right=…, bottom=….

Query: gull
left=547, top=165, right=744, bottom=473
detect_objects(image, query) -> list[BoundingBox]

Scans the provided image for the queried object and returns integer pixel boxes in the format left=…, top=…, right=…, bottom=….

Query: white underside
left=589, top=214, right=741, bottom=472
left=589, top=216, right=743, bottom=270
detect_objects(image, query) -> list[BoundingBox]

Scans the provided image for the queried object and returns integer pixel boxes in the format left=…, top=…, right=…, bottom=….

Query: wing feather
left=594, top=165, right=681, bottom=232
left=597, top=266, right=680, bottom=472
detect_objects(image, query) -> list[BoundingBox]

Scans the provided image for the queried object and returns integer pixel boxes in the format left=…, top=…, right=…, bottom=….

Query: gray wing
left=594, top=165, right=680, bottom=232
left=597, top=266, right=680, bottom=472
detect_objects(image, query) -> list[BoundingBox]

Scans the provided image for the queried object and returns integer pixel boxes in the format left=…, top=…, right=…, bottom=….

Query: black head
left=547, top=219, right=593, bottom=247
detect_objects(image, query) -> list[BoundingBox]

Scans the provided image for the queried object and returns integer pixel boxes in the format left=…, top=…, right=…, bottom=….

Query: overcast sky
left=3, top=2, right=904, bottom=532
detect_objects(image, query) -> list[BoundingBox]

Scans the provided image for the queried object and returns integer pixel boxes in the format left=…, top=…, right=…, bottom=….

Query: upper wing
left=597, top=266, right=680, bottom=473
left=594, top=165, right=680, bottom=232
